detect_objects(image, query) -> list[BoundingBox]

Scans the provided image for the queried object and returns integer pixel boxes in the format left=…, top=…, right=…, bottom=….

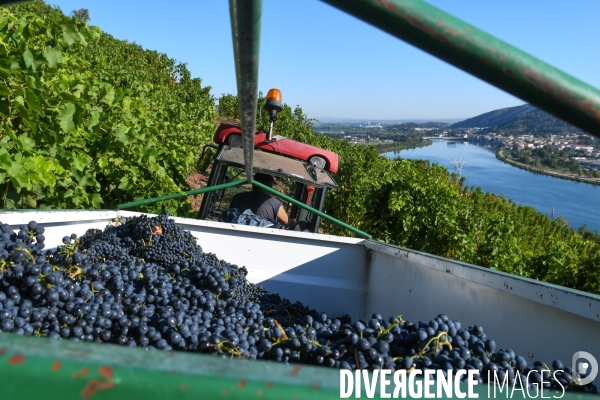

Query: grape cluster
left=0, top=214, right=596, bottom=395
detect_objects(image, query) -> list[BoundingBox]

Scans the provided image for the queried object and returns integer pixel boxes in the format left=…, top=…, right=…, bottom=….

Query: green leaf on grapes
left=97, top=157, right=108, bottom=169
left=43, top=45, right=62, bottom=67
left=0, top=67, right=10, bottom=79
left=114, top=125, right=131, bottom=144
left=77, top=172, right=94, bottom=188
left=23, top=49, right=33, bottom=69
left=0, top=150, right=11, bottom=171
left=118, top=175, right=130, bottom=190
left=25, top=89, right=43, bottom=115
left=32, top=157, right=56, bottom=187
left=72, top=152, right=92, bottom=171
left=18, top=136, right=35, bottom=152
left=60, top=92, right=79, bottom=103
left=87, top=110, right=100, bottom=130
left=91, top=193, right=103, bottom=208
left=103, top=87, right=115, bottom=106
left=0, top=15, right=8, bottom=31
left=62, top=25, right=78, bottom=46
left=8, top=161, right=28, bottom=190
left=20, top=115, right=37, bottom=134
left=57, top=102, right=76, bottom=133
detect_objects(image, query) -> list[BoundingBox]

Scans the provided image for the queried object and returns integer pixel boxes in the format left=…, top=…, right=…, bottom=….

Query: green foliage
left=509, top=147, right=583, bottom=173
left=71, top=8, right=89, bottom=23
left=217, top=93, right=240, bottom=121
left=219, top=93, right=600, bottom=295
left=0, top=1, right=216, bottom=214
left=578, top=225, right=600, bottom=245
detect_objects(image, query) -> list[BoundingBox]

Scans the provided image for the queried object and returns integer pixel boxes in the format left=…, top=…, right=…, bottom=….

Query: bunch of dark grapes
left=0, top=214, right=596, bottom=395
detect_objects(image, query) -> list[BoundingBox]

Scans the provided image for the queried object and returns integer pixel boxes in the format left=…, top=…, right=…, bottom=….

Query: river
left=381, top=140, right=600, bottom=232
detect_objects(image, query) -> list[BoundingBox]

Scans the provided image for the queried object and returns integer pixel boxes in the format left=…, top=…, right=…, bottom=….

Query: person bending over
left=229, top=173, right=297, bottom=228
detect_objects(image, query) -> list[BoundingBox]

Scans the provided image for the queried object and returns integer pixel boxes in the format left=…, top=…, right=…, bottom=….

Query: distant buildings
left=571, top=145, right=594, bottom=153
left=579, top=159, right=600, bottom=171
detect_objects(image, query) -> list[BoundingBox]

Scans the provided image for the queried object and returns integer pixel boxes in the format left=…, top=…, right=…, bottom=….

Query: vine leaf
left=43, top=45, right=62, bottom=67
left=62, top=25, right=78, bottom=46
left=23, top=49, right=33, bottom=69
left=0, top=150, right=11, bottom=170
left=17, top=136, right=35, bottom=152
left=91, top=193, right=103, bottom=208
left=72, top=152, right=92, bottom=172
left=8, top=161, right=27, bottom=191
left=86, top=110, right=100, bottom=130
left=57, top=103, right=76, bottom=133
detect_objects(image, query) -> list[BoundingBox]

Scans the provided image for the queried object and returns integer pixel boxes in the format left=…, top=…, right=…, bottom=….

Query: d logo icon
left=572, top=351, right=598, bottom=386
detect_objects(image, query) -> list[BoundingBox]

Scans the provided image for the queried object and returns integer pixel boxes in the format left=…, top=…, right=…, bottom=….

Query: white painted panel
left=365, top=241, right=600, bottom=323
left=365, top=243, right=600, bottom=384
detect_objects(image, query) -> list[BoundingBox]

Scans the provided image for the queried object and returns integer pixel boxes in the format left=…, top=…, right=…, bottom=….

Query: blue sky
left=49, top=0, right=600, bottom=121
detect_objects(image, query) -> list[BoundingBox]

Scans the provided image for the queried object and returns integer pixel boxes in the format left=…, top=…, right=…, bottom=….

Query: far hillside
left=451, top=104, right=582, bottom=137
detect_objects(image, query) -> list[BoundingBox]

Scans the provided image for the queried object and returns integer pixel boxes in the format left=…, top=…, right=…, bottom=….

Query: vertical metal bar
left=313, top=187, right=327, bottom=232
left=321, top=0, right=600, bottom=137
left=229, top=0, right=263, bottom=182
left=197, top=160, right=223, bottom=219
left=290, top=184, right=304, bottom=219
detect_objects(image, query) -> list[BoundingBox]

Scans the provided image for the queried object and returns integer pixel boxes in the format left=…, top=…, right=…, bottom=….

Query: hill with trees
left=451, top=104, right=581, bottom=137
left=0, top=1, right=215, bottom=214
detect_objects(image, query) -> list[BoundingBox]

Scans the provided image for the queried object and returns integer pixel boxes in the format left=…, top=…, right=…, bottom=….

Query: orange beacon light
left=264, top=88, right=283, bottom=141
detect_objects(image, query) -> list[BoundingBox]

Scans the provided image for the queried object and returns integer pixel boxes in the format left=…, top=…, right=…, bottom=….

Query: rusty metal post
left=229, top=0, right=262, bottom=182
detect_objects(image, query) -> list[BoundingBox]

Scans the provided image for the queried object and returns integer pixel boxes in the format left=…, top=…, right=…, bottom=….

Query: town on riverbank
left=316, top=118, right=600, bottom=183
left=463, top=131, right=600, bottom=183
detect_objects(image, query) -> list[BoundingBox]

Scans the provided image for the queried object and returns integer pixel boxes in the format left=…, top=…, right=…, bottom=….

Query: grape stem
left=377, top=315, right=404, bottom=340
left=13, top=245, right=36, bottom=263
left=69, top=266, right=83, bottom=279
left=419, top=331, right=452, bottom=356
left=273, top=320, right=288, bottom=340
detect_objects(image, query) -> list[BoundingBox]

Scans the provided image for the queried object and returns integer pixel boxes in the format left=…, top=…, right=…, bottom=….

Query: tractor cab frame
left=197, top=124, right=340, bottom=233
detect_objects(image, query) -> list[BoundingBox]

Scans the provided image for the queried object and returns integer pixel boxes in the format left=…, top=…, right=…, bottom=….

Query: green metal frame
left=0, top=333, right=343, bottom=399
left=0, top=333, right=595, bottom=400
left=117, top=180, right=246, bottom=210
left=117, top=179, right=371, bottom=239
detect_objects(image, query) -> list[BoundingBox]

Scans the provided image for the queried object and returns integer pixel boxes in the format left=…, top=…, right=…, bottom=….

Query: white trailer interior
left=2, top=210, right=599, bottom=382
